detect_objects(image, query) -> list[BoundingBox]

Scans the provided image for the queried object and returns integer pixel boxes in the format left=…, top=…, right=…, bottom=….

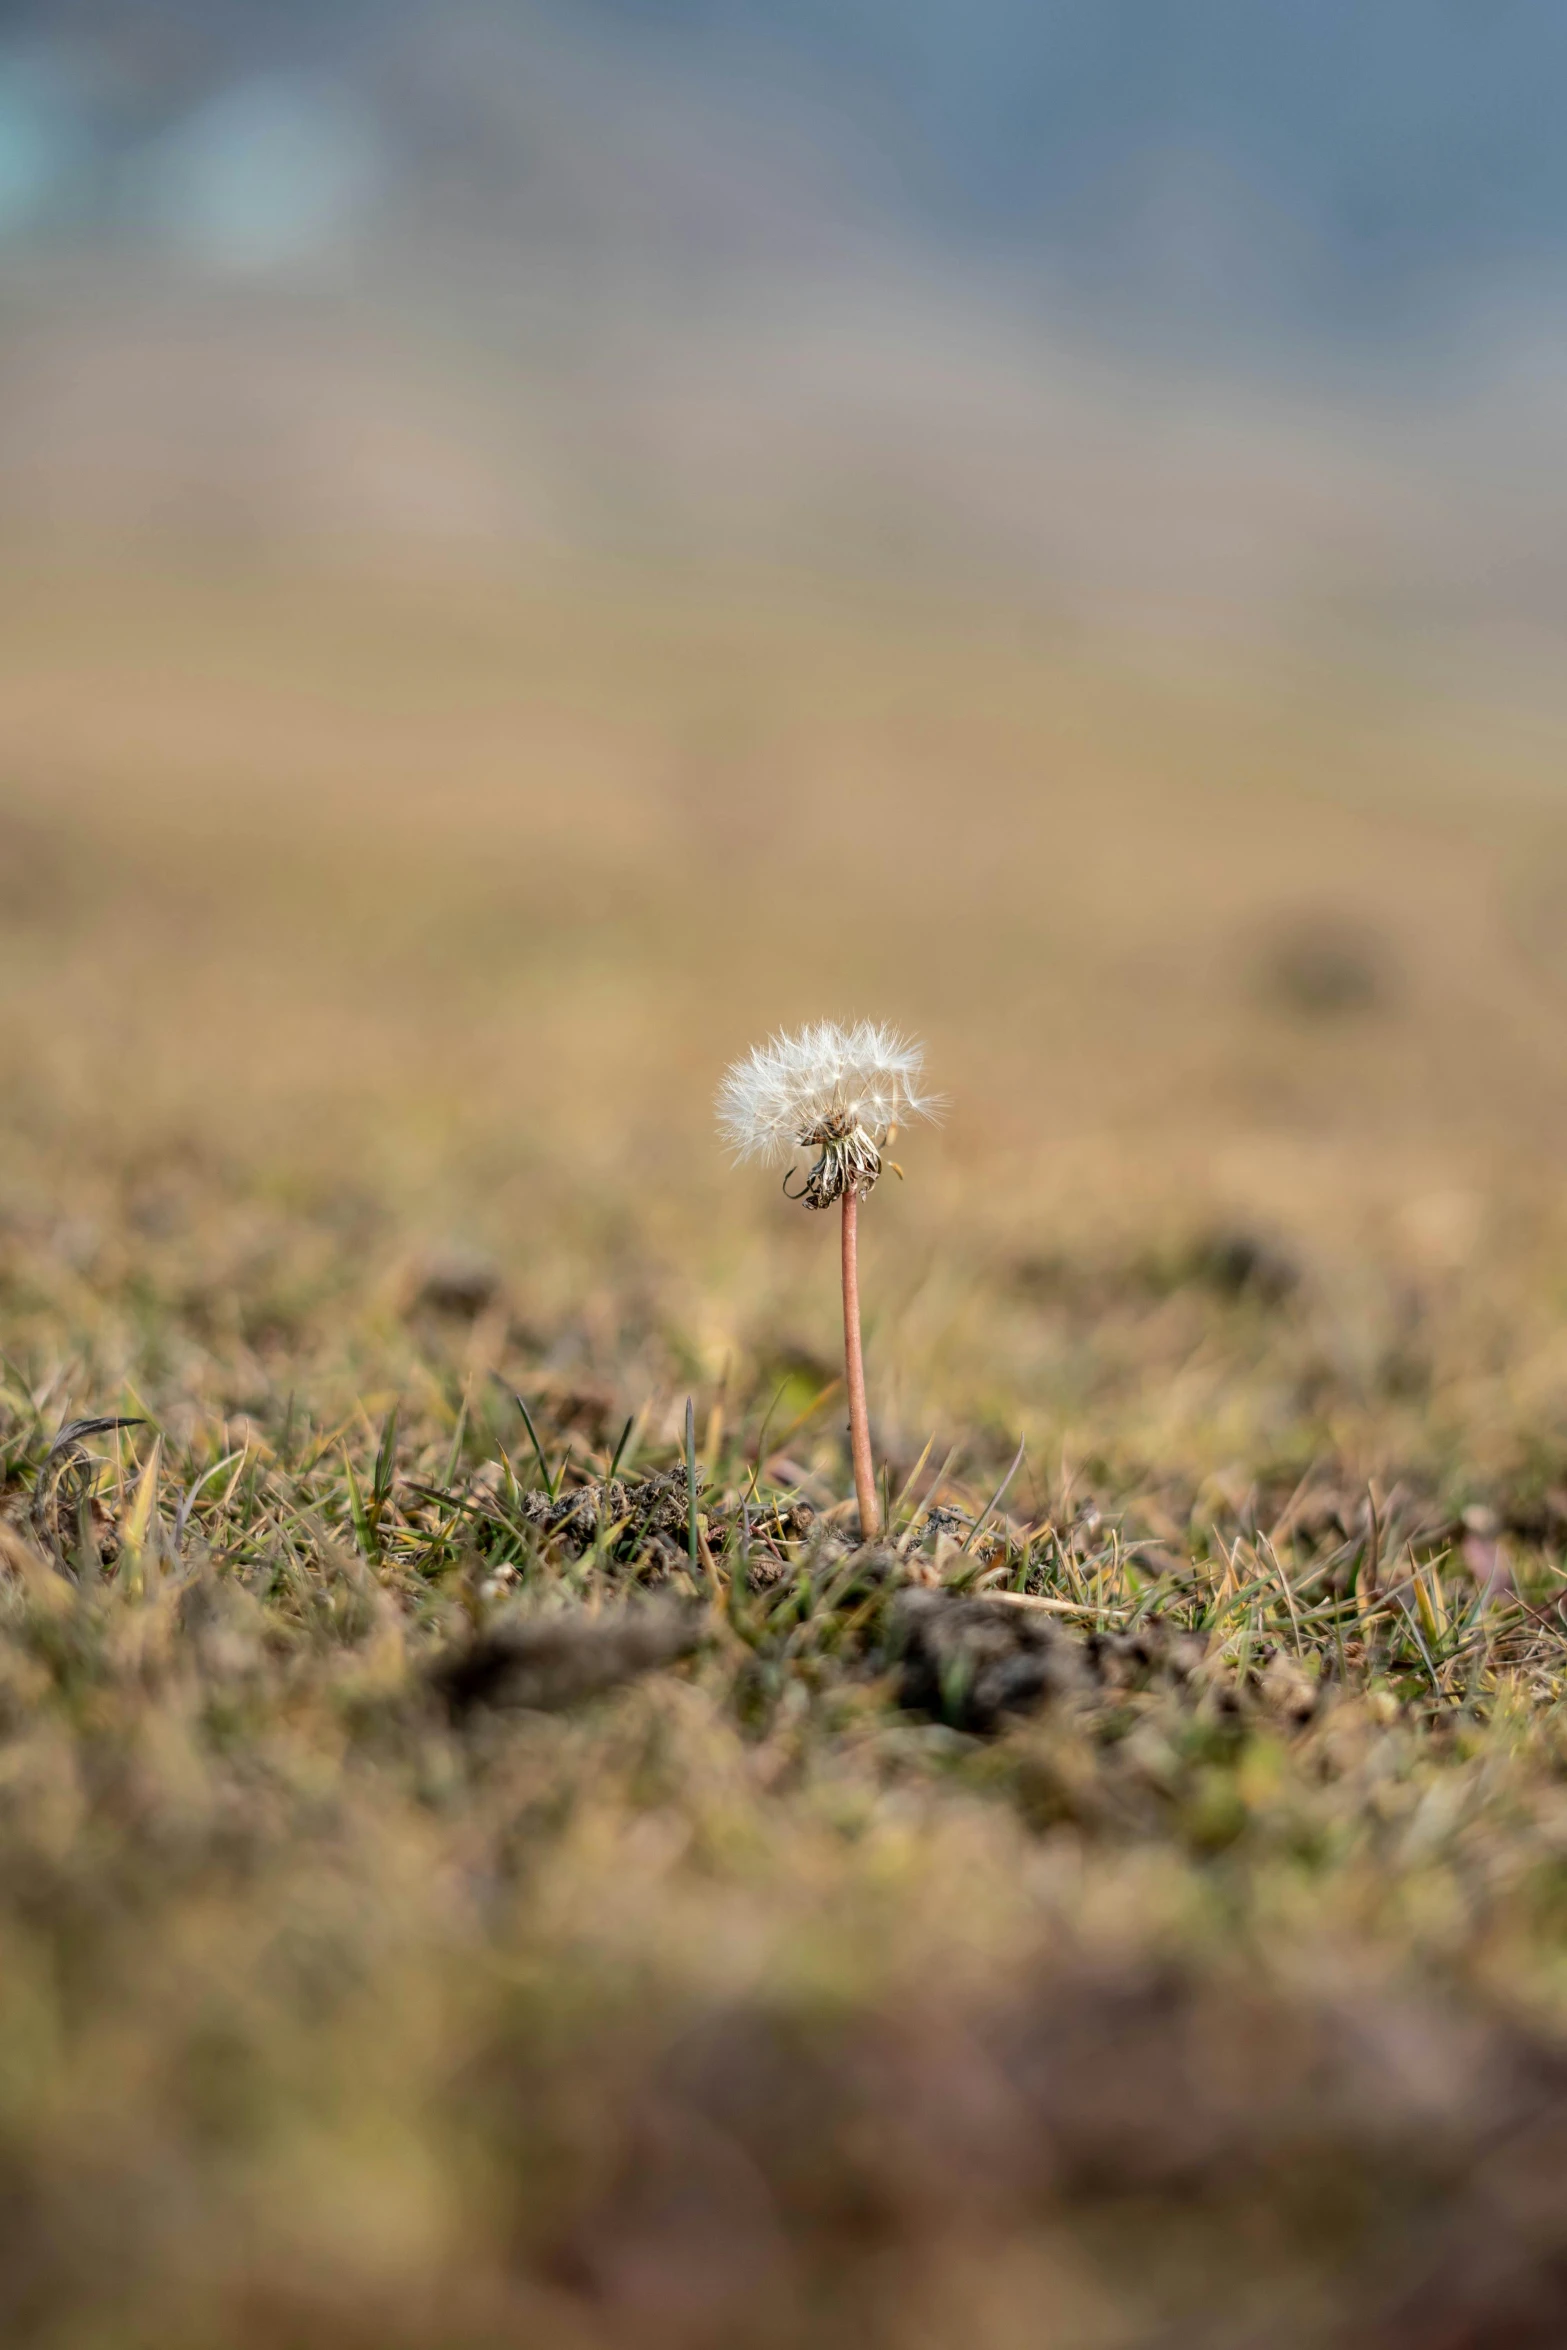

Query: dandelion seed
left=717, top=1021, right=940, bottom=1540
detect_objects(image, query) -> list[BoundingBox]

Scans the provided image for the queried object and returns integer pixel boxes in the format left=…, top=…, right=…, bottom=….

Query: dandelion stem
left=840, top=1189, right=880, bottom=1540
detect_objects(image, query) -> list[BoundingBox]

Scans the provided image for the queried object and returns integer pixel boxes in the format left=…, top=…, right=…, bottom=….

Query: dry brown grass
left=5, top=555, right=1567, bottom=2343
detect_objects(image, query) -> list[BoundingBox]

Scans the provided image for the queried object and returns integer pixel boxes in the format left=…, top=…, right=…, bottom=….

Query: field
left=5, top=555, right=1567, bottom=2345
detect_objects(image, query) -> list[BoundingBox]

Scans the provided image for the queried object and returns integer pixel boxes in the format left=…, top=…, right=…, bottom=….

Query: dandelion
left=718, top=1021, right=939, bottom=1539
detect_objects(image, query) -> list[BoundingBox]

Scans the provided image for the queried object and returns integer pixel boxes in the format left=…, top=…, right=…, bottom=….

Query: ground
left=4, top=556, right=1567, bottom=2345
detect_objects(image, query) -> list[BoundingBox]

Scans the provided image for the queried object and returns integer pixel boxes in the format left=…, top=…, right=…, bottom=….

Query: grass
left=5, top=555, right=1567, bottom=2343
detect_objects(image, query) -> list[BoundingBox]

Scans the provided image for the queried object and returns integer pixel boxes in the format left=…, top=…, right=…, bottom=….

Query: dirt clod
left=431, top=1599, right=706, bottom=1719
left=889, top=1590, right=1088, bottom=1732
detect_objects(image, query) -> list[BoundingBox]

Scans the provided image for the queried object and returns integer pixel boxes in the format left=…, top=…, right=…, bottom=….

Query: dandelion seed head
left=717, top=1021, right=938, bottom=1200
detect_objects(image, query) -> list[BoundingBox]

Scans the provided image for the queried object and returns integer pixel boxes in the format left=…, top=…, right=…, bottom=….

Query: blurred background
left=5, top=0, right=1567, bottom=1475
left=2, top=0, right=1567, bottom=648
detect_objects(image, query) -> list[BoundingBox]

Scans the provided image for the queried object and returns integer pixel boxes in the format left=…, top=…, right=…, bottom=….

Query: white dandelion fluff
left=717, top=1020, right=937, bottom=1202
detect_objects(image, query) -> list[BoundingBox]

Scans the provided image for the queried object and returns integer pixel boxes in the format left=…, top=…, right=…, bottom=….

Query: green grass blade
left=608, top=1414, right=635, bottom=1482
left=685, top=1396, right=701, bottom=1578
left=496, top=1379, right=559, bottom=1500
left=373, top=1403, right=399, bottom=1511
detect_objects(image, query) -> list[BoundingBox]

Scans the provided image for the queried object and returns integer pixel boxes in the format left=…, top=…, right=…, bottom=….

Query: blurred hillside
left=0, top=3, right=1565, bottom=666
